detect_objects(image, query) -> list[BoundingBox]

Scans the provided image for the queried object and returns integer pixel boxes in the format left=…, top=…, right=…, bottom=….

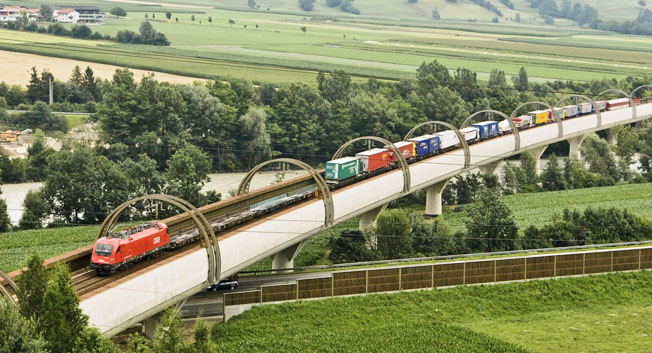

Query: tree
left=191, top=317, right=217, bottom=352
left=540, top=153, right=566, bottom=191
left=520, top=150, right=538, bottom=187
left=42, top=145, right=131, bottom=224
left=0, top=297, right=47, bottom=353
left=327, top=0, right=342, bottom=6
left=300, top=26, right=307, bottom=32
left=39, top=4, right=53, bottom=21
left=560, top=0, right=571, bottom=16
left=152, top=307, right=184, bottom=353
left=239, top=108, right=271, bottom=168
left=416, top=60, right=451, bottom=89
left=492, top=17, right=499, bottom=23
left=432, top=8, right=440, bottom=19
left=82, top=66, right=101, bottom=101
left=175, top=17, right=178, bottom=22
left=329, top=230, right=376, bottom=263
left=408, top=0, right=418, bottom=2
left=165, top=11, right=171, bottom=20
left=581, top=133, right=620, bottom=181
left=191, top=14, right=195, bottom=22
left=19, top=190, right=48, bottom=230
left=144, top=13, right=148, bottom=19
left=208, top=16, right=212, bottom=23
left=16, top=253, right=50, bottom=322
left=376, top=208, right=413, bottom=259
left=317, top=70, right=351, bottom=102
left=488, top=69, right=507, bottom=89
left=515, top=12, right=521, bottom=22
left=612, top=125, right=639, bottom=165
left=299, top=0, right=315, bottom=11
left=512, top=66, right=529, bottom=92
left=465, top=188, right=519, bottom=252
left=165, top=145, right=212, bottom=206
left=152, top=13, right=155, bottom=18
left=0, top=186, right=9, bottom=232
left=640, top=0, right=647, bottom=6
left=228, top=19, right=235, bottom=26
left=40, top=265, right=89, bottom=353
left=110, top=7, right=127, bottom=17
left=248, top=0, right=257, bottom=8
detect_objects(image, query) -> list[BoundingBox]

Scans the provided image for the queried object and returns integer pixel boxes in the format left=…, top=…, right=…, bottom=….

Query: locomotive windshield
left=95, top=244, right=114, bottom=256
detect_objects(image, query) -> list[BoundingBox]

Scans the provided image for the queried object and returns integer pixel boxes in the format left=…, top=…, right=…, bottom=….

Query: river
left=0, top=171, right=306, bottom=225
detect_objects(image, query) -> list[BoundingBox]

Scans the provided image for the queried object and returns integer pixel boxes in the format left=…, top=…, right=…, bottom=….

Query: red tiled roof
left=57, top=8, right=76, bottom=14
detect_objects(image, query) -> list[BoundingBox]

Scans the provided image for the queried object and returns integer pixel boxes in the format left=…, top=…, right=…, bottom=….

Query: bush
left=110, top=7, right=127, bottom=17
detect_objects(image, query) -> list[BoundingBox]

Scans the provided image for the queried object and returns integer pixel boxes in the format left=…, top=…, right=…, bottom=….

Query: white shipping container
left=459, top=127, right=479, bottom=141
left=563, top=105, right=579, bottom=118
left=435, top=130, right=459, bottom=150
left=595, top=101, right=607, bottom=111
left=498, top=120, right=512, bottom=133
left=578, top=102, right=593, bottom=114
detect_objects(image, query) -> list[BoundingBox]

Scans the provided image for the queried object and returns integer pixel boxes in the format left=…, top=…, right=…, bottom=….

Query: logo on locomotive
left=153, top=236, right=161, bottom=244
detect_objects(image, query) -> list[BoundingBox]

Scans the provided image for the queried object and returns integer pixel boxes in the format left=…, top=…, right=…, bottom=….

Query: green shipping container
left=325, top=157, right=362, bottom=182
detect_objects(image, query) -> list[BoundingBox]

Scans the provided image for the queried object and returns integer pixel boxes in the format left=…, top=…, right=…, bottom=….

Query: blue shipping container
left=408, top=135, right=431, bottom=156
left=472, top=121, right=499, bottom=139
left=425, top=134, right=441, bottom=153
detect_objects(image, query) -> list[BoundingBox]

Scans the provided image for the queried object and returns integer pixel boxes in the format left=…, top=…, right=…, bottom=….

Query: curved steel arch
left=237, top=158, right=335, bottom=227
left=461, top=109, right=520, bottom=151
left=593, top=88, right=636, bottom=121
left=555, top=94, right=602, bottom=128
left=630, top=85, right=652, bottom=99
left=0, top=270, right=18, bottom=306
left=332, top=136, right=411, bottom=193
left=403, top=121, right=471, bottom=169
left=98, top=194, right=221, bottom=285
left=510, top=101, right=563, bottom=138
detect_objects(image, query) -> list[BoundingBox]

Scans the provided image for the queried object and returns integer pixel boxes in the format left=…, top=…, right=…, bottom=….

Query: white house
left=0, top=6, right=23, bottom=22
left=53, top=8, right=79, bottom=23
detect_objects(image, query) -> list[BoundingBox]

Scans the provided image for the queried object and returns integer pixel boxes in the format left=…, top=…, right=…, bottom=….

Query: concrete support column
left=478, top=160, right=501, bottom=175
left=568, top=135, right=586, bottom=161
left=425, top=179, right=450, bottom=217
left=606, top=128, right=616, bottom=145
left=142, top=311, right=162, bottom=339
left=272, top=241, right=305, bottom=272
left=529, top=145, right=548, bottom=175
left=359, top=204, right=387, bottom=232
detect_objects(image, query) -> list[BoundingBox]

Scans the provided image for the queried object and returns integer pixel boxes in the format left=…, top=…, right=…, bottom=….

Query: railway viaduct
left=2, top=89, right=652, bottom=336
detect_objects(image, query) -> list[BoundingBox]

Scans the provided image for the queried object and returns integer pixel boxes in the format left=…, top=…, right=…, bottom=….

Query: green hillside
left=213, top=271, right=652, bottom=352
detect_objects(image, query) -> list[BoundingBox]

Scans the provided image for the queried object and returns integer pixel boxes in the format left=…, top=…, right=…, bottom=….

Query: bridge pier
left=606, top=128, right=616, bottom=145
left=142, top=311, right=162, bottom=339
left=478, top=160, right=501, bottom=175
left=425, top=179, right=450, bottom=217
left=359, top=204, right=388, bottom=232
left=529, top=145, right=548, bottom=175
left=568, top=135, right=586, bottom=160
left=272, top=241, right=305, bottom=272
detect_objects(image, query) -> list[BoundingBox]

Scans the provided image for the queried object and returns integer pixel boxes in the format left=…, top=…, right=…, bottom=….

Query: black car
left=207, top=279, right=239, bottom=291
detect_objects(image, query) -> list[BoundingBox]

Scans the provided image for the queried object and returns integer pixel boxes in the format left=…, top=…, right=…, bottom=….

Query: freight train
left=91, top=97, right=641, bottom=274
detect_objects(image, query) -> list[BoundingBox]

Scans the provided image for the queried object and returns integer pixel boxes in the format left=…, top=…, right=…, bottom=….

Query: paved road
left=180, top=271, right=335, bottom=318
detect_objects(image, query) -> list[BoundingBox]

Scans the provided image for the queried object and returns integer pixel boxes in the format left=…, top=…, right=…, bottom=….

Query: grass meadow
left=213, top=270, right=652, bottom=352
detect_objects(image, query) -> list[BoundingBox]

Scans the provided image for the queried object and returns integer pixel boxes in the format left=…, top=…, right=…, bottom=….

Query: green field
left=2, top=0, right=652, bottom=84
left=213, top=271, right=652, bottom=353
left=442, top=182, right=652, bottom=233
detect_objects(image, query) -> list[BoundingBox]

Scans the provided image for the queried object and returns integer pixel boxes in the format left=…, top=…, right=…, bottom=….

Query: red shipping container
left=356, top=148, right=391, bottom=172
left=386, top=141, right=416, bottom=162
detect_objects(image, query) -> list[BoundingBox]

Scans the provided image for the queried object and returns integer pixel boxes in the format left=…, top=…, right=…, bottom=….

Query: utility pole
left=48, top=78, right=53, bottom=105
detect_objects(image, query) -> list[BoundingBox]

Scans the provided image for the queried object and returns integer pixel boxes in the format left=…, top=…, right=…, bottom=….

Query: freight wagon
left=325, top=157, right=363, bottom=183
left=386, top=141, right=416, bottom=162
left=435, top=130, right=460, bottom=150
left=562, top=105, right=580, bottom=118
left=460, top=127, right=479, bottom=142
left=356, top=148, right=391, bottom=173
left=408, top=135, right=432, bottom=156
left=578, top=102, right=593, bottom=114
left=529, top=110, right=550, bottom=125
left=472, top=121, right=499, bottom=139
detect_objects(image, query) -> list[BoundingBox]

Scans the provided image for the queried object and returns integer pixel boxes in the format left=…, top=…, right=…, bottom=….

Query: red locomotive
left=90, top=222, right=170, bottom=274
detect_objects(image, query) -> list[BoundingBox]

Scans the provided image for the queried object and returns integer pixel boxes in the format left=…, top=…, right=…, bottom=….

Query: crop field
left=213, top=271, right=652, bottom=352
left=442, top=182, right=652, bottom=233
left=2, top=0, right=651, bottom=85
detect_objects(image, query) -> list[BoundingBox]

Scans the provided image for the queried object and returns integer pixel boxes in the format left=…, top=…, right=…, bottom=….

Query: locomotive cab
left=90, top=238, right=123, bottom=274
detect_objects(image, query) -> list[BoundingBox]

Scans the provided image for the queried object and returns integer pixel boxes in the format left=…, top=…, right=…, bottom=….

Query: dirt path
left=0, top=50, right=205, bottom=86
